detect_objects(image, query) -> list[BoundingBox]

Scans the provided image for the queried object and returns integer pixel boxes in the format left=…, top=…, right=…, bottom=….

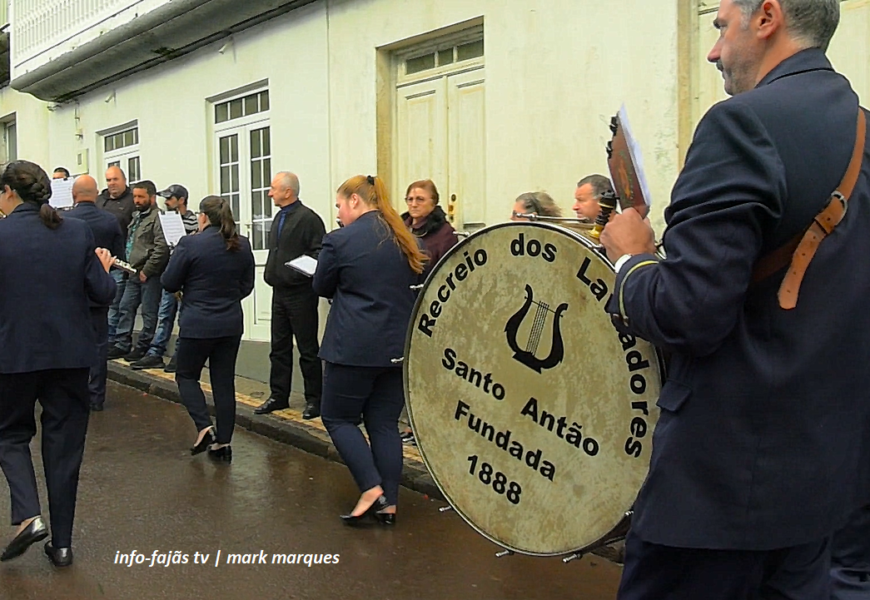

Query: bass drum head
left=404, top=222, right=663, bottom=556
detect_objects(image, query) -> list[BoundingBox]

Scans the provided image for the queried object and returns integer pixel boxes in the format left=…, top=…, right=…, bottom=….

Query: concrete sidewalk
left=106, top=360, right=442, bottom=501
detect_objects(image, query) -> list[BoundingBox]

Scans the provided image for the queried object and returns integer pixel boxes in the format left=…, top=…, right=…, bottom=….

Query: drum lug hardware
left=410, top=284, right=424, bottom=290
left=438, top=505, right=454, bottom=513
left=495, top=550, right=514, bottom=558
left=562, top=552, right=584, bottom=564
left=390, top=357, right=404, bottom=364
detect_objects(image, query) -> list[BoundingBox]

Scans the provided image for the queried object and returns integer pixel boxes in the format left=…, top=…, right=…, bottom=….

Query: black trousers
left=176, top=336, right=241, bottom=445
left=618, top=529, right=831, bottom=600
left=0, top=369, right=90, bottom=548
left=89, top=306, right=109, bottom=408
left=831, top=503, right=870, bottom=599
left=269, top=288, right=321, bottom=405
left=321, top=363, right=404, bottom=506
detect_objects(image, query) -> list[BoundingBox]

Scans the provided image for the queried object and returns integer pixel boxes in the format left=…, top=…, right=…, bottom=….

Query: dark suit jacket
left=0, top=203, right=116, bottom=373
left=607, top=49, right=870, bottom=550
left=67, top=201, right=126, bottom=259
left=97, top=186, right=136, bottom=234
left=263, top=201, right=325, bottom=292
left=313, top=211, right=420, bottom=367
left=161, top=227, right=255, bottom=339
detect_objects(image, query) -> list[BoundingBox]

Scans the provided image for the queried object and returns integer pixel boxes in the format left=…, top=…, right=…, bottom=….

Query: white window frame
left=100, top=121, right=141, bottom=183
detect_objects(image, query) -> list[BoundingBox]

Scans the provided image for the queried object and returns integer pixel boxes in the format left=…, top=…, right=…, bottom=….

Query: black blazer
left=67, top=201, right=126, bottom=259
left=607, top=49, right=870, bottom=550
left=0, top=203, right=116, bottom=373
left=313, top=212, right=420, bottom=367
left=161, top=227, right=255, bottom=339
left=263, top=201, right=326, bottom=292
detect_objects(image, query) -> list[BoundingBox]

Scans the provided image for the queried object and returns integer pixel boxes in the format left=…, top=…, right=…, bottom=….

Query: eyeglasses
left=405, top=196, right=429, bottom=205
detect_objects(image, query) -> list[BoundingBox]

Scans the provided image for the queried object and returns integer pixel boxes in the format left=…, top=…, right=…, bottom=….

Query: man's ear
left=756, top=0, right=785, bottom=40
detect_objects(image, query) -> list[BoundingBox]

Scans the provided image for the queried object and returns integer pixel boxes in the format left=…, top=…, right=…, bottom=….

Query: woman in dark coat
left=401, top=179, right=458, bottom=269
left=0, top=161, right=115, bottom=567
left=314, top=175, right=426, bottom=525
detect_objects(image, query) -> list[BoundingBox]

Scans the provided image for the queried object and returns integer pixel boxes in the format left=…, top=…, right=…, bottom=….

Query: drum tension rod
left=438, top=505, right=454, bottom=513
left=562, top=553, right=584, bottom=564
left=390, top=357, right=404, bottom=364
left=495, top=550, right=514, bottom=558
left=409, top=284, right=424, bottom=290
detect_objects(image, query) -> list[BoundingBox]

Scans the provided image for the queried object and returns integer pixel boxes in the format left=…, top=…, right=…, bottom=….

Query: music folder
left=285, top=255, right=318, bottom=277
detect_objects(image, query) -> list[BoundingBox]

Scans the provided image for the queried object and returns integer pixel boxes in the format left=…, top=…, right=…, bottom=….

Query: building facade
left=1, top=0, right=868, bottom=351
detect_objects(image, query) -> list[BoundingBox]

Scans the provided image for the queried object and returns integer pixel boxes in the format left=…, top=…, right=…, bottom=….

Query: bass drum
left=403, top=222, right=664, bottom=557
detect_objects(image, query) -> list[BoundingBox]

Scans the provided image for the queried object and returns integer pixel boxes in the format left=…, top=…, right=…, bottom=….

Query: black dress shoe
left=375, top=513, right=396, bottom=526
left=106, top=346, right=127, bottom=360
left=0, top=517, right=48, bottom=561
left=124, top=348, right=146, bottom=362
left=44, top=542, right=73, bottom=567
left=208, top=445, right=232, bottom=463
left=302, top=402, right=321, bottom=420
left=131, top=354, right=164, bottom=370
left=164, top=356, right=177, bottom=373
left=254, top=398, right=289, bottom=415
left=190, top=427, right=215, bottom=455
left=341, top=495, right=390, bottom=526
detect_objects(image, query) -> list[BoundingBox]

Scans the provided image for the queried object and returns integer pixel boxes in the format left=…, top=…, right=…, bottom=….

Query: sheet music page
left=49, top=178, right=75, bottom=209
left=618, top=104, right=653, bottom=209
left=158, top=212, right=187, bottom=247
left=285, top=255, right=318, bottom=277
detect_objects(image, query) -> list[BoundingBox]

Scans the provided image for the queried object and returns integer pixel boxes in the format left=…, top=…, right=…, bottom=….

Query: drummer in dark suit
left=67, top=175, right=126, bottom=412
left=162, top=196, right=255, bottom=464
left=313, top=175, right=425, bottom=525
left=0, top=161, right=116, bottom=567
left=600, top=1, right=870, bottom=598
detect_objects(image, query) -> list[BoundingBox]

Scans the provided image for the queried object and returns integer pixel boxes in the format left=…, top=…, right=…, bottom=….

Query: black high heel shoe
left=207, top=445, right=232, bottom=463
left=375, top=512, right=396, bottom=526
left=340, top=495, right=390, bottom=526
left=190, top=427, right=215, bottom=455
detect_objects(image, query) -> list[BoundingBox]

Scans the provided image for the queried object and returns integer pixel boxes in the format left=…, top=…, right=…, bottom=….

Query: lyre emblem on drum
left=504, top=285, right=568, bottom=373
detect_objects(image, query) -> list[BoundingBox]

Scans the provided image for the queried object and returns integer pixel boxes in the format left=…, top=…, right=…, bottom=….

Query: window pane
left=108, top=161, right=120, bottom=169
left=123, top=130, right=134, bottom=147
left=6, top=124, right=16, bottom=161
left=251, top=129, right=261, bottom=159
left=263, top=158, right=271, bottom=184
left=114, top=133, right=123, bottom=149
left=251, top=191, right=262, bottom=220
left=251, top=161, right=262, bottom=189
left=133, top=128, right=139, bottom=144
left=261, top=127, right=271, bottom=156
left=105, top=136, right=114, bottom=152
left=245, top=93, right=259, bottom=115
left=219, top=136, right=230, bottom=164
left=406, top=53, right=435, bottom=75
left=229, top=99, right=243, bottom=120
left=231, top=194, right=240, bottom=222
left=231, top=164, right=239, bottom=193
left=260, top=91, right=270, bottom=111
left=230, top=135, right=239, bottom=162
left=253, top=222, right=267, bottom=251
left=128, top=156, right=140, bottom=182
left=220, top=166, right=230, bottom=194
left=457, top=40, right=484, bottom=61
left=216, top=103, right=229, bottom=123
left=438, top=48, right=454, bottom=66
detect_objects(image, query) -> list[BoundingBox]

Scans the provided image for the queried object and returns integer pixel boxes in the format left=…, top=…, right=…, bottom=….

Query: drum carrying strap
left=751, top=109, right=866, bottom=310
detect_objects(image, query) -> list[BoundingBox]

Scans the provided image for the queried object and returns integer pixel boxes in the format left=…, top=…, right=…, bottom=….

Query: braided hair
left=1, top=161, right=61, bottom=229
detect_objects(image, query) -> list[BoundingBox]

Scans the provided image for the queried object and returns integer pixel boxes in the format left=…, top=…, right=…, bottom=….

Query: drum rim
left=403, top=221, right=666, bottom=557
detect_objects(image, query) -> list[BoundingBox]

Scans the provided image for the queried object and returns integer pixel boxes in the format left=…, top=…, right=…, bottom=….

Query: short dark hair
left=576, top=174, right=614, bottom=200
left=733, top=0, right=839, bottom=51
left=53, top=167, right=70, bottom=178
left=132, top=180, right=157, bottom=197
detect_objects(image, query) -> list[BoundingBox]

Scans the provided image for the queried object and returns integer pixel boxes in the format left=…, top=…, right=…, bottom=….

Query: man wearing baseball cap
left=130, top=184, right=198, bottom=371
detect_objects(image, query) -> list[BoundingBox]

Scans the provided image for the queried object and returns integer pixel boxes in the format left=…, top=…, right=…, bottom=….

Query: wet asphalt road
left=0, top=381, right=622, bottom=600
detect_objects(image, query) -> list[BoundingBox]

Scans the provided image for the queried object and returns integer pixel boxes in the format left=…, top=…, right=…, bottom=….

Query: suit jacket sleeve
left=143, top=217, right=170, bottom=278
left=312, top=233, right=339, bottom=299
left=83, top=228, right=117, bottom=305
left=240, top=242, right=256, bottom=299
left=305, top=212, right=326, bottom=260
left=607, top=100, right=787, bottom=356
left=160, top=239, right=189, bottom=293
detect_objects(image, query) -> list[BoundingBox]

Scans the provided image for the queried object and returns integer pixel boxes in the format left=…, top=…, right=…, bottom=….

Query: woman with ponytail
left=0, top=161, right=116, bottom=567
left=313, top=175, right=426, bottom=525
left=161, top=196, right=254, bottom=464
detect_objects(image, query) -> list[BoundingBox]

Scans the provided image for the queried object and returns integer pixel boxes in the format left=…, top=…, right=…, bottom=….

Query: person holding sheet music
left=107, top=180, right=170, bottom=362
left=66, top=175, right=126, bottom=412
left=130, top=184, right=197, bottom=372
left=161, top=196, right=255, bottom=464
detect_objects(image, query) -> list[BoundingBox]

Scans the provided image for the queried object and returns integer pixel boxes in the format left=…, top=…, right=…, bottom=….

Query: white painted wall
left=0, top=85, right=50, bottom=165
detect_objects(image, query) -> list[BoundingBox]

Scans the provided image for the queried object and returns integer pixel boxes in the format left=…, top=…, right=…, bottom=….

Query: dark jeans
left=176, top=336, right=242, bottom=445
left=107, top=270, right=127, bottom=342
left=0, top=369, right=90, bottom=548
left=146, top=289, right=179, bottom=358
left=321, top=363, right=404, bottom=506
left=831, top=504, right=870, bottom=599
left=114, top=275, right=162, bottom=352
left=89, top=306, right=109, bottom=407
left=618, top=529, right=831, bottom=600
left=269, top=288, right=321, bottom=405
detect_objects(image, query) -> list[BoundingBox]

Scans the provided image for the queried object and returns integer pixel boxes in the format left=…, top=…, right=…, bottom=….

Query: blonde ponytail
left=337, top=175, right=427, bottom=274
